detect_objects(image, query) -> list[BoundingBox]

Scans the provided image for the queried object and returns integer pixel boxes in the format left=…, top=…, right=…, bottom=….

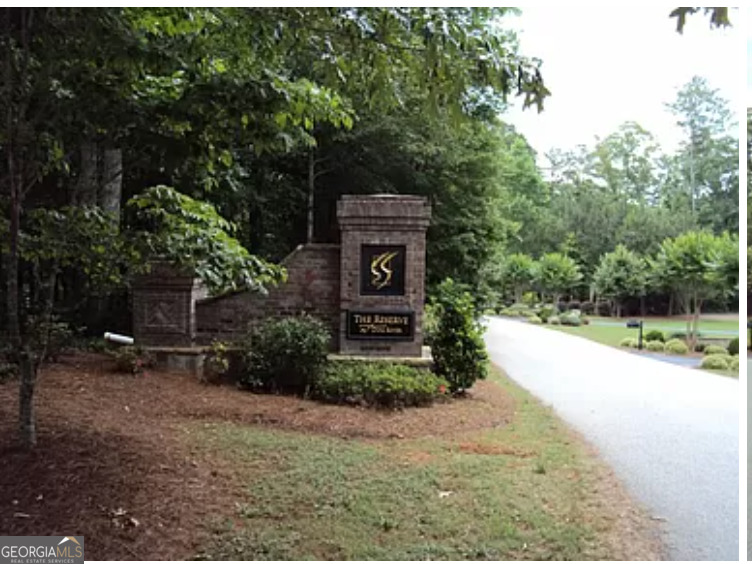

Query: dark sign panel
left=360, top=245, right=406, bottom=295
left=346, top=311, right=414, bottom=340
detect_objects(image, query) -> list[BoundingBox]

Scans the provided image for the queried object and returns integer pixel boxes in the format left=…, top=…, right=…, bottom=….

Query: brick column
left=337, top=195, right=431, bottom=357
left=132, top=262, right=206, bottom=347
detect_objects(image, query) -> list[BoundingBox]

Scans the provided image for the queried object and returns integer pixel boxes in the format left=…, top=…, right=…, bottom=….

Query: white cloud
left=503, top=6, right=740, bottom=158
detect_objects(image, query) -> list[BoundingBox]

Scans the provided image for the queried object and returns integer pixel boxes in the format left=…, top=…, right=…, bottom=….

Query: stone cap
left=337, top=194, right=431, bottom=228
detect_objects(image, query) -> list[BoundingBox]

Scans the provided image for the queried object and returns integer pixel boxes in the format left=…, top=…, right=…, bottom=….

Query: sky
left=503, top=5, right=741, bottom=162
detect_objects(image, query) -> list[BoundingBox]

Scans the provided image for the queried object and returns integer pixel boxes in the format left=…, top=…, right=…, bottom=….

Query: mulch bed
left=0, top=353, right=516, bottom=560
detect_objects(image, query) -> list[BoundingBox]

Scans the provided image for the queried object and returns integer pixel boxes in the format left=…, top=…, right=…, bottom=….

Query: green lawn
left=190, top=368, right=658, bottom=561
left=547, top=316, right=738, bottom=348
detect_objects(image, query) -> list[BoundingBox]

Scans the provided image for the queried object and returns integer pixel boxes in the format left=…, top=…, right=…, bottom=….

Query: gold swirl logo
left=370, top=251, right=398, bottom=290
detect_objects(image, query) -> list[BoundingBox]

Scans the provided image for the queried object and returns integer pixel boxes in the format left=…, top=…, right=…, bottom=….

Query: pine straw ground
left=0, top=353, right=664, bottom=560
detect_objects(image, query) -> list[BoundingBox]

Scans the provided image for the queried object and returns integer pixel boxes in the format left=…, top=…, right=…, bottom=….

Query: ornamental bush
left=703, top=345, right=728, bottom=356
left=112, top=346, right=155, bottom=375
left=528, top=316, right=542, bottom=324
left=644, top=330, right=665, bottom=343
left=559, top=312, right=582, bottom=327
left=548, top=315, right=561, bottom=325
left=700, top=354, right=730, bottom=370
left=727, top=338, right=739, bottom=356
left=313, top=361, right=448, bottom=408
left=729, top=356, right=739, bottom=372
left=536, top=304, right=557, bottom=323
left=240, top=315, right=330, bottom=393
left=664, top=338, right=689, bottom=355
left=426, top=278, right=488, bottom=394
left=645, top=340, right=665, bottom=352
left=619, top=337, right=638, bottom=348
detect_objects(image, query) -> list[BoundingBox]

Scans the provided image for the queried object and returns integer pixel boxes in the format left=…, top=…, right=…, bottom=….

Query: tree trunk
left=74, top=142, right=98, bottom=205
left=100, top=147, right=122, bottom=225
left=615, top=302, right=622, bottom=318
left=306, top=150, right=315, bottom=244
left=514, top=287, right=523, bottom=303
left=667, top=293, right=674, bottom=316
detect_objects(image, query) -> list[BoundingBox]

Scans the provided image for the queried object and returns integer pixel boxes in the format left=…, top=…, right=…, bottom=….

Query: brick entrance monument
left=337, top=195, right=431, bottom=357
left=132, top=194, right=431, bottom=360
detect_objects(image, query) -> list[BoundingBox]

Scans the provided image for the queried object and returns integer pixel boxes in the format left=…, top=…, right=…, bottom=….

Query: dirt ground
left=0, top=353, right=662, bottom=560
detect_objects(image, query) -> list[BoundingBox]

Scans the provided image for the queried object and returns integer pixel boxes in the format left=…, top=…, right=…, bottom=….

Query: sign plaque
left=360, top=245, right=406, bottom=296
left=346, top=311, right=414, bottom=340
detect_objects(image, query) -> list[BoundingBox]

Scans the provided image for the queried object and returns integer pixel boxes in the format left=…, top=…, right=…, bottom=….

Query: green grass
left=546, top=316, right=738, bottom=349
left=189, top=369, right=647, bottom=560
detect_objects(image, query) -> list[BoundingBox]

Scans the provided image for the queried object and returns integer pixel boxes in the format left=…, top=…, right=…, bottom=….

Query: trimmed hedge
left=728, top=338, right=739, bottom=356
left=559, top=312, right=582, bottom=327
left=664, top=338, right=689, bottom=355
left=619, top=337, right=637, bottom=348
left=700, top=354, right=730, bottom=370
left=645, top=340, right=665, bottom=352
left=314, top=362, right=449, bottom=408
left=644, top=330, right=665, bottom=343
left=703, top=345, right=728, bottom=356
left=240, top=315, right=330, bottom=393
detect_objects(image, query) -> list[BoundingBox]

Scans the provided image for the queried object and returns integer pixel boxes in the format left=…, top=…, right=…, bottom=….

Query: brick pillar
left=132, top=262, right=206, bottom=347
left=337, top=195, right=431, bottom=357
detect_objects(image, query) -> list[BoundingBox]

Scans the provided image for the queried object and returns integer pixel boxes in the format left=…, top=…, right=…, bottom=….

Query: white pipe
left=104, top=332, right=134, bottom=345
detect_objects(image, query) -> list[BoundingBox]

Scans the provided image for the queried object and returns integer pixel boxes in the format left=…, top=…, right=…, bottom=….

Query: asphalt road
left=484, top=317, right=739, bottom=561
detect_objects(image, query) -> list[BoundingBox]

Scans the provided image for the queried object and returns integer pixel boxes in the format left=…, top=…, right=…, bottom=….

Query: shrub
left=519, top=309, right=537, bottom=319
left=729, top=356, right=739, bottom=371
left=664, top=339, right=689, bottom=355
left=581, top=316, right=590, bottom=325
left=567, top=300, right=581, bottom=311
left=536, top=304, right=557, bottom=323
left=619, top=337, right=638, bottom=348
left=703, top=345, right=728, bottom=356
left=694, top=342, right=706, bottom=353
left=645, top=340, right=665, bottom=352
left=644, top=330, right=665, bottom=343
left=559, top=312, right=582, bottom=327
left=700, top=354, right=730, bottom=370
left=580, top=301, right=595, bottom=315
left=508, top=302, right=530, bottom=312
left=521, top=292, right=538, bottom=307
left=0, top=362, right=18, bottom=383
left=203, top=340, right=231, bottom=384
left=528, top=316, right=542, bottom=324
left=112, top=346, right=155, bottom=375
left=240, top=315, right=330, bottom=393
left=500, top=308, right=521, bottom=318
left=727, top=338, right=739, bottom=356
left=427, top=279, right=488, bottom=394
left=556, top=301, right=567, bottom=313
left=314, top=361, right=449, bottom=408
left=27, top=315, right=76, bottom=363
left=548, top=316, right=561, bottom=325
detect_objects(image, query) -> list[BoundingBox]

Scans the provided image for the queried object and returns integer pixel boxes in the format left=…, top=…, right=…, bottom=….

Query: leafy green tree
left=592, top=245, right=647, bottom=317
left=650, top=231, right=734, bottom=349
left=534, top=252, right=582, bottom=304
left=500, top=253, right=536, bottom=303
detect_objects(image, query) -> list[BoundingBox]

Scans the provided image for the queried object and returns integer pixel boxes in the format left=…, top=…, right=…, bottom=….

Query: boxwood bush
left=559, top=312, right=582, bottom=327
left=727, top=338, right=739, bottom=356
left=703, top=345, right=728, bottom=356
left=700, top=354, right=730, bottom=370
left=645, top=340, right=665, bottom=352
left=664, top=338, right=689, bottom=355
left=729, top=356, right=739, bottom=371
left=619, top=337, right=637, bottom=348
left=314, top=361, right=448, bottom=408
left=644, top=330, right=665, bottom=343
left=240, top=315, right=330, bottom=393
